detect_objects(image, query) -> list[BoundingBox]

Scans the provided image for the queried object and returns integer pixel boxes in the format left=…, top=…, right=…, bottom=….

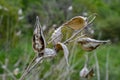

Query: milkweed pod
left=32, top=16, right=46, bottom=56
left=85, top=68, right=95, bottom=79
left=63, top=16, right=87, bottom=30
left=80, top=65, right=89, bottom=78
left=77, top=37, right=110, bottom=51
left=44, top=48, right=56, bottom=58
left=49, top=16, right=87, bottom=45
left=55, top=42, right=69, bottom=66
left=49, top=26, right=62, bottom=45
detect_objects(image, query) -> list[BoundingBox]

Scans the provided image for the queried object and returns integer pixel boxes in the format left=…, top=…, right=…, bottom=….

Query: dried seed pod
left=55, top=42, right=69, bottom=66
left=77, top=37, right=110, bottom=51
left=32, top=16, right=46, bottom=56
left=85, top=68, right=95, bottom=79
left=44, top=48, right=56, bottom=58
left=80, top=65, right=89, bottom=78
left=49, top=16, right=87, bottom=45
left=63, top=16, right=87, bottom=30
left=49, top=26, right=63, bottom=45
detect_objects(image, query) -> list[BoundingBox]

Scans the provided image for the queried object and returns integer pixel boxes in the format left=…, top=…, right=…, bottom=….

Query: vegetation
left=0, top=0, right=120, bottom=80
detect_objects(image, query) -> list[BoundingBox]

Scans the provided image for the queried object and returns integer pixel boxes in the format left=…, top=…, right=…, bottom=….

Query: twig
left=68, top=34, right=86, bottom=43
left=87, top=13, right=97, bottom=25
left=19, top=56, right=36, bottom=79
left=63, top=27, right=85, bottom=44
left=25, top=56, right=37, bottom=72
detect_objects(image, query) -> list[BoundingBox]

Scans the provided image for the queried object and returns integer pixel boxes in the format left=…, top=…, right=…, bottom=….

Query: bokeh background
left=0, top=0, right=120, bottom=80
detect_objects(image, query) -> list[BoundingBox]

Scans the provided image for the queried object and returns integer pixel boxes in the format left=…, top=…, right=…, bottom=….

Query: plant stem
left=105, top=48, right=110, bottom=80
left=94, top=51, right=100, bottom=80
left=19, top=57, right=43, bottom=80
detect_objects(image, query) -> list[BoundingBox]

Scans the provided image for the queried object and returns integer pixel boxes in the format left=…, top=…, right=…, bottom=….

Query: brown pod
left=77, top=37, right=110, bottom=51
left=32, top=16, right=46, bottom=57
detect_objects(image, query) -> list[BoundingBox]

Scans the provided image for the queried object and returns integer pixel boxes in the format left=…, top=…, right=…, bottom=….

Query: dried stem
left=87, top=13, right=97, bottom=25
left=19, top=55, right=37, bottom=80
left=19, top=57, right=43, bottom=80
left=105, top=48, right=110, bottom=80
left=63, top=27, right=85, bottom=44
left=84, top=54, right=89, bottom=67
left=94, top=51, right=100, bottom=80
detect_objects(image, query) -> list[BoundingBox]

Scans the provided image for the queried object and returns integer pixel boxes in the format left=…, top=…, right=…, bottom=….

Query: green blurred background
left=0, top=0, right=120, bottom=80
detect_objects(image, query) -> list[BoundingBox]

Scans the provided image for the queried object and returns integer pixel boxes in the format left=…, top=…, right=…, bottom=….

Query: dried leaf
left=77, top=37, right=110, bottom=51
left=32, top=16, right=46, bottom=56
left=56, top=42, right=69, bottom=66
left=63, top=16, right=87, bottom=30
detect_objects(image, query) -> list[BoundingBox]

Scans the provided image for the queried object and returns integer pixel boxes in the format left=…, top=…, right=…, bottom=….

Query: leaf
left=49, top=26, right=63, bottom=45
left=77, top=37, right=110, bottom=51
left=55, top=42, right=69, bottom=66
left=32, top=16, right=46, bottom=56
left=63, top=16, right=87, bottom=30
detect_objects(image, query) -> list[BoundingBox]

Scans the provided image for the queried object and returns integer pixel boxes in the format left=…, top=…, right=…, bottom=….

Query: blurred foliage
left=0, top=0, right=120, bottom=80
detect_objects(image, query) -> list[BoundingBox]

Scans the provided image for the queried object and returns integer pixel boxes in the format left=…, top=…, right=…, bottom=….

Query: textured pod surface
left=49, top=16, right=87, bottom=45
left=55, top=42, right=69, bottom=66
left=32, top=16, right=46, bottom=56
left=50, top=26, right=62, bottom=45
left=44, top=48, right=56, bottom=58
left=63, top=16, right=87, bottom=30
left=77, top=37, right=110, bottom=51
left=80, top=66, right=89, bottom=78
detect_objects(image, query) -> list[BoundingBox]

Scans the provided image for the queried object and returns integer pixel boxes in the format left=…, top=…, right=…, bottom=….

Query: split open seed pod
left=77, top=37, right=110, bottom=51
left=80, top=65, right=89, bottom=78
left=55, top=42, right=69, bottom=66
left=49, top=16, right=87, bottom=45
left=63, top=16, right=87, bottom=30
left=44, top=48, right=56, bottom=58
left=61, top=16, right=87, bottom=42
left=32, top=16, right=46, bottom=56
